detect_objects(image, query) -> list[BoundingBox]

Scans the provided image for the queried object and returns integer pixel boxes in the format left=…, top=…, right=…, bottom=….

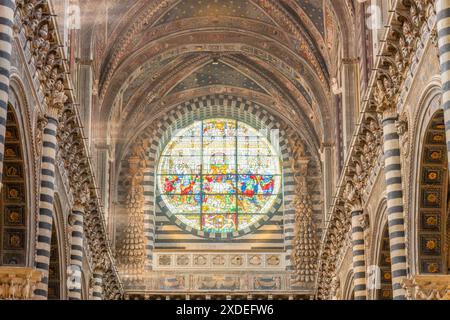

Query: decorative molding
left=153, top=252, right=285, bottom=271
left=0, top=267, right=42, bottom=300
left=403, top=275, right=450, bottom=300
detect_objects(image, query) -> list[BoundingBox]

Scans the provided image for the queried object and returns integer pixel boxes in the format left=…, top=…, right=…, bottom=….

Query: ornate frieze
left=0, top=267, right=42, bottom=300
left=403, top=275, right=450, bottom=300
left=153, top=253, right=284, bottom=271
left=121, top=271, right=306, bottom=293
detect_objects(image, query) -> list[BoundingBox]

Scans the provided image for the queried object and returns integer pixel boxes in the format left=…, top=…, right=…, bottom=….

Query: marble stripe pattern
left=92, top=271, right=103, bottom=300
left=68, top=208, right=84, bottom=300
left=0, top=0, right=15, bottom=190
left=143, top=168, right=155, bottom=269
left=351, top=210, right=367, bottom=300
left=34, top=116, right=58, bottom=299
left=381, top=116, right=407, bottom=300
left=437, top=1, right=450, bottom=172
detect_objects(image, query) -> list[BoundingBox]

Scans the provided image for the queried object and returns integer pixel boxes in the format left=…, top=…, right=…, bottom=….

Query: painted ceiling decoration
left=97, top=0, right=331, bottom=96
left=294, top=0, right=325, bottom=36
left=86, top=0, right=351, bottom=161
left=169, top=61, right=268, bottom=95
left=155, top=0, right=276, bottom=26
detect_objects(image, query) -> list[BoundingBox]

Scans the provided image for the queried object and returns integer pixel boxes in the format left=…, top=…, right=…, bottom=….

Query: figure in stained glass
left=157, top=118, right=281, bottom=235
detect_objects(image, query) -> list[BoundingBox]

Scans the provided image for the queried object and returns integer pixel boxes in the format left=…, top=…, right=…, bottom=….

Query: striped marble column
left=351, top=210, right=367, bottom=300
left=436, top=1, right=450, bottom=172
left=381, top=114, right=408, bottom=300
left=91, top=270, right=103, bottom=300
left=34, top=115, right=59, bottom=300
left=0, top=0, right=15, bottom=191
left=68, top=206, right=84, bottom=300
left=143, top=168, right=155, bottom=269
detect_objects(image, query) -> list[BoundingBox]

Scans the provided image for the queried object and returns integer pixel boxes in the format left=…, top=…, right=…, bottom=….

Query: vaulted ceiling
left=78, top=0, right=354, bottom=159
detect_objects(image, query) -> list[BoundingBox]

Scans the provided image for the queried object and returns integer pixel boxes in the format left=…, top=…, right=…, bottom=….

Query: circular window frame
left=156, top=118, right=283, bottom=239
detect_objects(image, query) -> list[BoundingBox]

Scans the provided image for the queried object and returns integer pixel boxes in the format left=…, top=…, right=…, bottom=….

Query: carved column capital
left=396, top=112, right=409, bottom=135
left=374, top=79, right=398, bottom=121
left=73, top=179, right=91, bottom=210
left=46, top=76, right=68, bottom=119
left=343, top=180, right=363, bottom=213
left=92, top=253, right=111, bottom=274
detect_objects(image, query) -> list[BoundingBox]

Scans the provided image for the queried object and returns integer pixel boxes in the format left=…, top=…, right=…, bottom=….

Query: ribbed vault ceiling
left=77, top=0, right=352, bottom=156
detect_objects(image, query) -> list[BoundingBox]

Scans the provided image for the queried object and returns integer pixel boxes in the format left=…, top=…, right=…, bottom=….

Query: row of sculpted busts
left=11, top=0, right=123, bottom=299
left=375, top=1, right=435, bottom=118
left=316, top=0, right=434, bottom=299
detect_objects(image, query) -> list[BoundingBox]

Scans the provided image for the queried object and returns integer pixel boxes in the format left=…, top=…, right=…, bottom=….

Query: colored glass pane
left=202, top=175, right=236, bottom=194
left=202, top=214, right=237, bottom=233
left=160, top=175, right=201, bottom=195
left=157, top=119, right=281, bottom=234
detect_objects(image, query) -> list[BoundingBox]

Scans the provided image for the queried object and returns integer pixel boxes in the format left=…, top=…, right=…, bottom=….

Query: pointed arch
left=376, top=224, right=393, bottom=300
left=48, top=222, right=62, bottom=300
left=48, top=193, right=69, bottom=300
left=0, top=104, right=28, bottom=266
left=416, top=110, right=448, bottom=274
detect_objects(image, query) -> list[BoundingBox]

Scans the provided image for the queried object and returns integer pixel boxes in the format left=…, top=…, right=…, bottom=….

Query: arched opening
left=0, top=104, right=28, bottom=266
left=376, top=225, right=393, bottom=300
left=48, top=221, right=62, bottom=300
left=115, top=99, right=323, bottom=297
left=417, top=110, right=449, bottom=274
left=342, top=271, right=355, bottom=300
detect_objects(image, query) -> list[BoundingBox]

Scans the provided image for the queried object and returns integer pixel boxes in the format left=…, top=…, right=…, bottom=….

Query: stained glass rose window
left=157, top=119, right=281, bottom=235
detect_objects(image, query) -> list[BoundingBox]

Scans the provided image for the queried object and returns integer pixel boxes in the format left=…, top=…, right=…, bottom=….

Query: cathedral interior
left=0, top=0, right=449, bottom=301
